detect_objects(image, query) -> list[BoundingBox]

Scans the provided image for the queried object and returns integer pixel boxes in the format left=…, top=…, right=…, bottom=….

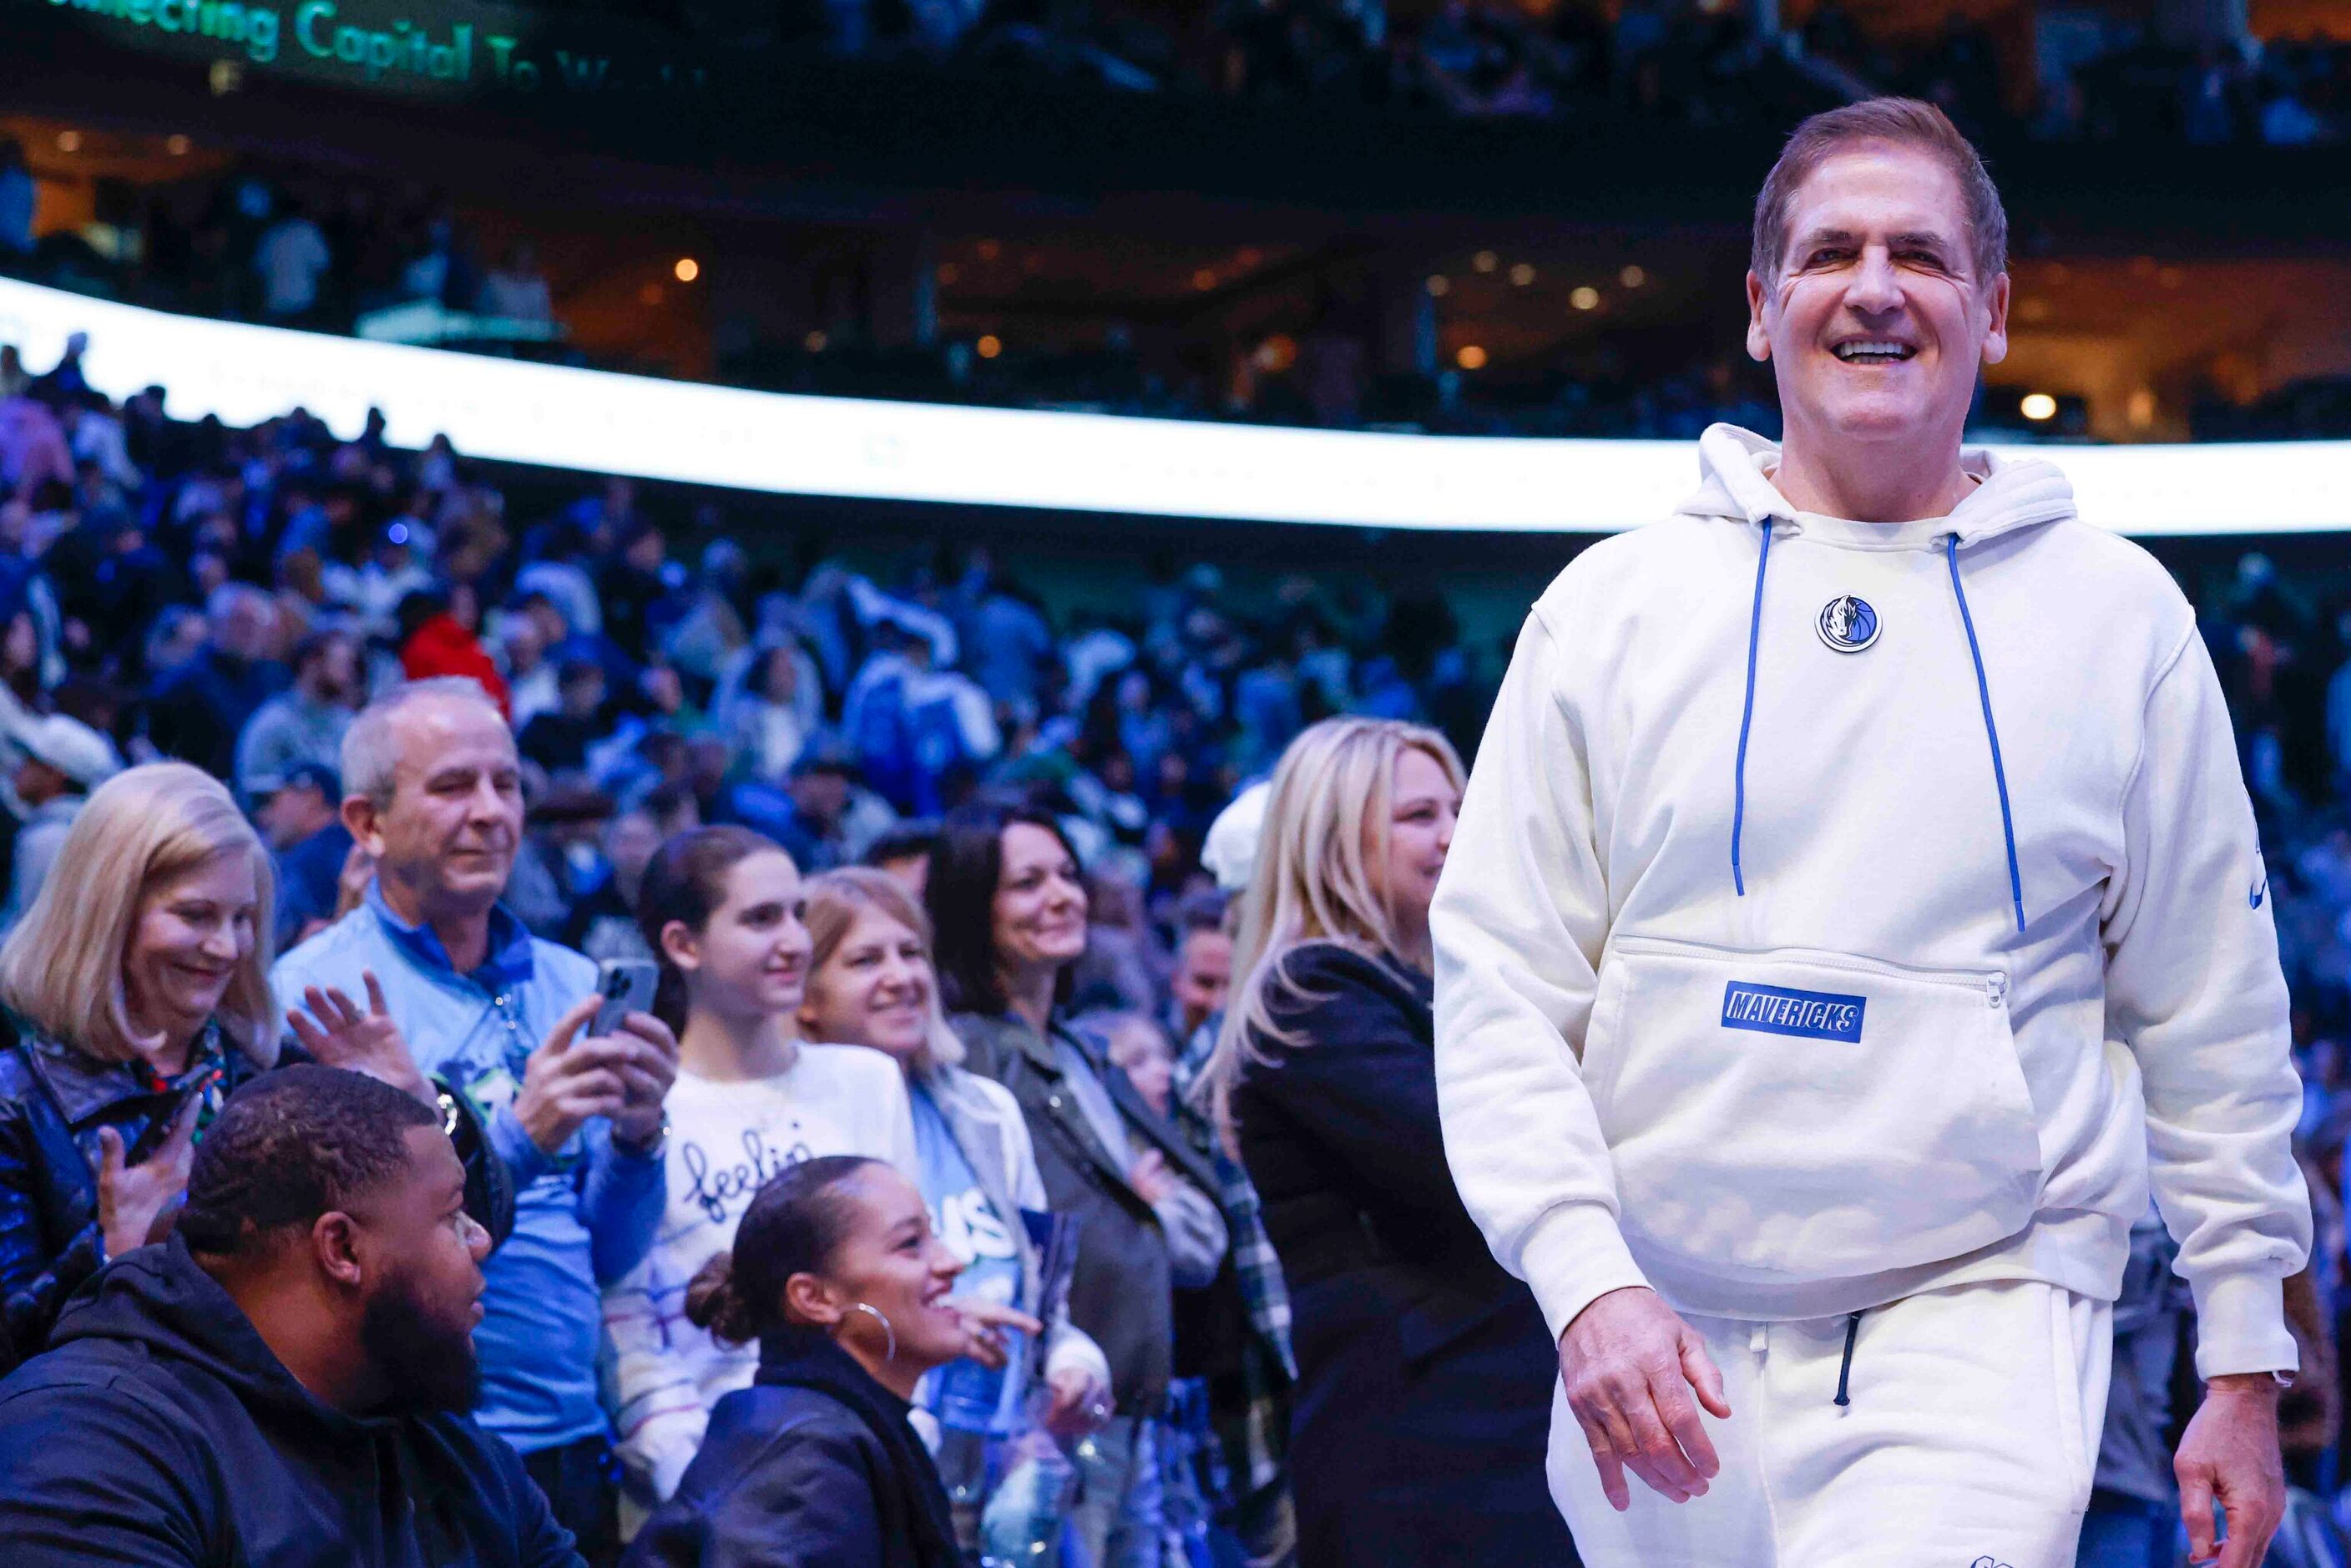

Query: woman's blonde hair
left=1196, top=717, right=1464, bottom=1133
left=801, top=867, right=965, bottom=1074
left=0, top=762, right=277, bottom=1065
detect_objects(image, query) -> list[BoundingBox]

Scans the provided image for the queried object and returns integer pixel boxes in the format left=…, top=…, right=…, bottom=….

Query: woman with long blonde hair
left=1204, top=717, right=1578, bottom=1567
left=0, top=762, right=279, bottom=1364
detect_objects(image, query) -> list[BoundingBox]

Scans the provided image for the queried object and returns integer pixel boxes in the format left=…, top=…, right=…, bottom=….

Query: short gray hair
left=341, top=677, right=506, bottom=809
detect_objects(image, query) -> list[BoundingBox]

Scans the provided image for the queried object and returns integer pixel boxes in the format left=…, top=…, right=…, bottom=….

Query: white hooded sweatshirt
left=1431, top=424, right=2311, bottom=1378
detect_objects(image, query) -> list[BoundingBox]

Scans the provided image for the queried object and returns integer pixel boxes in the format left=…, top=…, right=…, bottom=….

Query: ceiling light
left=673, top=258, right=700, bottom=283
left=2020, top=392, right=2057, bottom=422
left=1509, top=263, right=1535, bottom=286
left=976, top=335, right=1003, bottom=360
left=1456, top=345, right=1488, bottom=370
left=1426, top=276, right=1450, bottom=297
left=1570, top=286, right=1600, bottom=311
left=1619, top=265, right=1646, bottom=289
left=56, top=131, right=81, bottom=154
left=1473, top=250, right=1499, bottom=274
left=803, top=331, right=828, bottom=353
left=165, top=134, right=191, bottom=156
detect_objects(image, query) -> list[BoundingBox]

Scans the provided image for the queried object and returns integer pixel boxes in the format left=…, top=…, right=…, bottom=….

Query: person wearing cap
left=3, top=712, right=119, bottom=932
left=256, top=761, right=354, bottom=952
left=233, top=629, right=361, bottom=809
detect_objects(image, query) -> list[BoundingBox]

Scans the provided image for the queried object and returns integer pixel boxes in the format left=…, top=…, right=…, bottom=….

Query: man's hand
left=513, top=995, right=629, bottom=1156
left=2177, top=1374, right=2287, bottom=1567
left=287, top=971, right=432, bottom=1104
left=600, top=1010, right=680, bottom=1148
left=1559, top=1285, right=1731, bottom=1511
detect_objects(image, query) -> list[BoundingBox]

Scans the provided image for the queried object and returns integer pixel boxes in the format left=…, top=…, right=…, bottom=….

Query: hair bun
left=684, top=1249, right=753, bottom=1343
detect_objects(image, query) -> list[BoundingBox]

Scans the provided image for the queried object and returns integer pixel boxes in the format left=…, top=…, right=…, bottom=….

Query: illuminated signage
left=26, top=0, right=708, bottom=99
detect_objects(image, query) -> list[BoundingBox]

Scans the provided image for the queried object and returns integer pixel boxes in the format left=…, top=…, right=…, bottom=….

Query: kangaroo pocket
left=1587, top=937, right=2045, bottom=1282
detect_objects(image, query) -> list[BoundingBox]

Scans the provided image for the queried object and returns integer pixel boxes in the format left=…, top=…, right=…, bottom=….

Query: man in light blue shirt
left=274, top=676, right=677, bottom=1564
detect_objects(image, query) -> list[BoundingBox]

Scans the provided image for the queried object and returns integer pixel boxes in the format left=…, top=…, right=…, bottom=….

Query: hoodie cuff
left=1519, top=1201, right=1651, bottom=1347
left=2191, top=1272, right=2298, bottom=1380
left=488, top=1105, right=555, bottom=1188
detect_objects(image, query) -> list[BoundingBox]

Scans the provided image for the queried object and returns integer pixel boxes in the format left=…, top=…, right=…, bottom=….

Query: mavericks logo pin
left=1817, top=594, right=1880, bottom=653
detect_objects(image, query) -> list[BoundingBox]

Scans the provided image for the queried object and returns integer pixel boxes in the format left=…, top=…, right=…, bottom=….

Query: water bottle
left=978, top=1428, right=1076, bottom=1567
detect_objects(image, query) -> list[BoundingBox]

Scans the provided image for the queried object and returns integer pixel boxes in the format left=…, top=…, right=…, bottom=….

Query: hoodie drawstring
left=1731, top=521, right=1774, bottom=898
left=1833, top=1311, right=1862, bottom=1407
left=1944, top=535, right=2026, bottom=934
left=1728, top=522, right=2025, bottom=935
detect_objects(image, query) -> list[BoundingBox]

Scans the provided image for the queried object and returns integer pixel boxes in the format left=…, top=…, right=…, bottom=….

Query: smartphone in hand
left=590, top=959, right=660, bottom=1038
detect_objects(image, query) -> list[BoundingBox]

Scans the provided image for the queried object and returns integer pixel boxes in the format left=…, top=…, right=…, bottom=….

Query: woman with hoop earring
left=626, top=1155, right=1032, bottom=1568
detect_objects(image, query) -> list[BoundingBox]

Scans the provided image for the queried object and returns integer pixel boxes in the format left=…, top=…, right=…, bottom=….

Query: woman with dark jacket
left=625, top=1154, right=1032, bottom=1568
left=0, top=763, right=505, bottom=1370
left=928, top=803, right=1227, bottom=1566
left=1201, top=717, right=1579, bottom=1566
left=0, top=762, right=297, bottom=1370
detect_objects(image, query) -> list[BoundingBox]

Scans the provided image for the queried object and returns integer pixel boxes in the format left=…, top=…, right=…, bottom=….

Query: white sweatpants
left=1550, top=1280, right=2111, bottom=1568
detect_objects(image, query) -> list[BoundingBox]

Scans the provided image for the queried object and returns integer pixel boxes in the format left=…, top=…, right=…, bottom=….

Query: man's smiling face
left=1747, top=141, right=2009, bottom=454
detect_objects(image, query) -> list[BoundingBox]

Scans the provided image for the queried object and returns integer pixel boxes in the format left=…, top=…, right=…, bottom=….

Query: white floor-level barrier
left=3, top=277, right=2345, bottom=536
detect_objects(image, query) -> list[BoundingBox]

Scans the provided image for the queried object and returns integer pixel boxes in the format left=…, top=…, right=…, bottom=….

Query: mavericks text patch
left=1720, top=982, right=1866, bottom=1042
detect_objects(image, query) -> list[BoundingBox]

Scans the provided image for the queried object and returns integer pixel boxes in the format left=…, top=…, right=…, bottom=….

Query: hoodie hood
left=1677, top=423, right=2077, bottom=549
left=48, top=1235, right=372, bottom=1441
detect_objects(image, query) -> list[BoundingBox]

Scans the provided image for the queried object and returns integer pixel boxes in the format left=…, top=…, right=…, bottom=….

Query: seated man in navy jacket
left=0, top=1066, right=582, bottom=1567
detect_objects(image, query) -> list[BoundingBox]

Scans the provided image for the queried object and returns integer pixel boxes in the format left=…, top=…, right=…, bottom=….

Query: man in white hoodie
left=1432, top=98, right=2309, bottom=1568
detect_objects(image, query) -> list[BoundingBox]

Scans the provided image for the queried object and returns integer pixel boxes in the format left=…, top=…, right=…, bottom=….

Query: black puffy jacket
left=0, top=1016, right=270, bottom=1368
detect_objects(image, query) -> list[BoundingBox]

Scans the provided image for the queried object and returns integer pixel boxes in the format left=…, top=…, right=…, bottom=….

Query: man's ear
left=1744, top=270, right=1772, bottom=363
left=341, top=794, right=385, bottom=857
left=311, top=1211, right=367, bottom=1292
left=783, top=1271, right=845, bottom=1330
left=1979, top=271, right=2011, bottom=367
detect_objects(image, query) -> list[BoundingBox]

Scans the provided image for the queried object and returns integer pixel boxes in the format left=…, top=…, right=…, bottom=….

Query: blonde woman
left=1201, top=717, right=1575, bottom=1567
left=796, top=867, right=1111, bottom=1552
left=0, top=762, right=278, bottom=1364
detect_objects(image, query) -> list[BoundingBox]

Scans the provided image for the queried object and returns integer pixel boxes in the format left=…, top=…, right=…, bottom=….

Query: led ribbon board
left=3, top=278, right=2344, bottom=535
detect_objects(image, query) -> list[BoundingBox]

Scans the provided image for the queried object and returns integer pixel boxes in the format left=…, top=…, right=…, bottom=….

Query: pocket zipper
left=1611, top=934, right=2010, bottom=1009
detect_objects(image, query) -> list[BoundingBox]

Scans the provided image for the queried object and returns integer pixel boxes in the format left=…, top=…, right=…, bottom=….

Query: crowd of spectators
left=0, top=143, right=559, bottom=344
left=572, top=0, right=2351, bottom=150
left=0, top=325, right=1501, bottom=979
left=1, top=266, right=2351, bottom=1555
